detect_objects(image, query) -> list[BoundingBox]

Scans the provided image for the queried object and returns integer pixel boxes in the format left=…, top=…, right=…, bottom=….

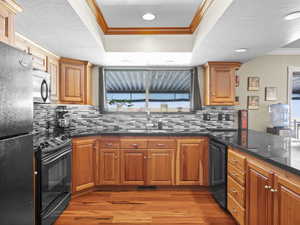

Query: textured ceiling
left=95, top=0, right=203, bottom=27
left=15, top=0, right=104, bottom=64
left=192, top=0, right=300, bottom=65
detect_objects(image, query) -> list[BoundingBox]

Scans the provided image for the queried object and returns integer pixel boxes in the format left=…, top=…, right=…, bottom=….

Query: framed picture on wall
left=248, top=96, right=259, bottom=110
left=265, top=87, right=277, bottom=101
left=248, top=77, right=260, bottom=91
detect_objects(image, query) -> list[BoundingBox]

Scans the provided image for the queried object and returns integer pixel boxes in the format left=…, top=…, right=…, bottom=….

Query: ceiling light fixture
left=143, top=13, right=156, bottom=21
left=285, top=11, right=300, bottom=21
left=235, top=48, right=247, bottom=53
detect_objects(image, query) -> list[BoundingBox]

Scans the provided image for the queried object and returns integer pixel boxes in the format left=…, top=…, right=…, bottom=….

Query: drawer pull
left=231, top=172, right=237, bottom=177
left=157, top=144, right=166, bottom=147
left=106, top=143, right=113, bottom=147
left=231, top=189, right=237, bottom=193
left=232, top=208, right=237, bottom=213
left=270, top=189, right=278, bottom=192
left=132, top=144, right=139, bottom=147
left=264, top=185, right=271, bottom=189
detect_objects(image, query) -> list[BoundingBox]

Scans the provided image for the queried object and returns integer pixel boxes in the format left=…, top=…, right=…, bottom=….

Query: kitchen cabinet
left=48, top=57, right=59, bottom=101
left=147, top=149, right=175, bottom=185
left=98, top=149, right=120, bottom=185
left=29, top=47, right=47, bottom=71
left=72, top=138, right=96, bottom=193
left=273, top=174, right=300, bottom=225
left=176, top=138, right=209, bottom=185
left=0, top=1, right=21, bottom=45
left=120, top=150, right=147, bottom=185
left=246, top=162, right=273, bottom=225
left=227, top=148, right=246, bottom=225
left=228, top=148, right=300, bottom=225
left=203, top=62, right=241, bottom=106
left=60, top=58, right=92, bottom=105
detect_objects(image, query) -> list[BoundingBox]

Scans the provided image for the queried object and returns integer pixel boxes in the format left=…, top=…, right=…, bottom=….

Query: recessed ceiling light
left=285, top=11, right=300, bottom=21
left=235, top=48, right=247, bottom=53
left=143, top=13, right=156, bottom=21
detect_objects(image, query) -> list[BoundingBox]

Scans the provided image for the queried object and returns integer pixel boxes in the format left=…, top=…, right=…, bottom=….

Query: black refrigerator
left=0, top=42, right=34, bottom=225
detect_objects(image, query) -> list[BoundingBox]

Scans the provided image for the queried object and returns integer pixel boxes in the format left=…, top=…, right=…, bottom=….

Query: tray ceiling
left=96, top=0, right=203, bottom=28
left=87, top=0, right=213, bottom=35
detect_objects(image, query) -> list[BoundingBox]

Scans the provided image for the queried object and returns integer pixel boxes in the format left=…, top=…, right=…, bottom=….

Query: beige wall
left=236, top=55, right=300, bottom=131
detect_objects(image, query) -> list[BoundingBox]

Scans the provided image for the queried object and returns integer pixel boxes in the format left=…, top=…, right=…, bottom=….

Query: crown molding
left=0, top=0, right=22, bottom=13
left=86, top=0, right=214, bottom=35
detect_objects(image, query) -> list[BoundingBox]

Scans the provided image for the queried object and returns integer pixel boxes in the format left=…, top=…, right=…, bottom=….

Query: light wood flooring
left=54, top=189, right=237, bottom=225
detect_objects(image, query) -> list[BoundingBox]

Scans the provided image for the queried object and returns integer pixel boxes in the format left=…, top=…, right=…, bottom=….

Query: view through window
left=104, top=69, right=192, bottom=112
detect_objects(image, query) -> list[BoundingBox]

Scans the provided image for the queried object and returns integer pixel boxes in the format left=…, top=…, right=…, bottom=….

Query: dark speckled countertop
left=35, top=128, right=300, bottom=177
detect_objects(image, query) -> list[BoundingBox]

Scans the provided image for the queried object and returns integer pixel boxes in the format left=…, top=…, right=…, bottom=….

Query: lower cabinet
left=72, top=138, right=96, bottom=193
left=273, top=174, right=300, bottom=225
left=246, top=162, right=273, bottom=225
left=147, top=149, right=175, bottom=185
left=97, top=149, right=120, bottom=185
left=120, top=150, right=147, bottom=185
left=176, top=139, right=209, bottom=185
left=229, top=148, right=300, bottom=225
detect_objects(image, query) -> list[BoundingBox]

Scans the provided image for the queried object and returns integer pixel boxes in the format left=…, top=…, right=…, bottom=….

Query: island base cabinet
left=120, top=150, right=147, bottom=185
left=147, top=149, right=175, bottom=185
left=273, top=175, right=300, bottom=225
left=246, top=162, right=273, bottom=225
left=72, top=138, right=96, bottom=193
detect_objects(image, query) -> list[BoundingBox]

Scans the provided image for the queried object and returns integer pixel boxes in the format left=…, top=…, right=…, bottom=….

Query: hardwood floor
left=55, top=190, right=237, bottom=225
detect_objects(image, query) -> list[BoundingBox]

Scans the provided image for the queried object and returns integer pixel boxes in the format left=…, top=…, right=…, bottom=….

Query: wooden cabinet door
left=147, top=149, right=175, bottom=185
left=60, top=60, right=85, bottom=103
left=246, top=162, right=273, bottom=225
left=30, top=48, right=47, bottom=71
left=48, top=57, right=59, bottom=102
left=72, top=139, right=96, bottom=193
left=210, top=65, right=235, bottom=105
left=120, top=150, right=147, bottom=185
left=0, top=4, right=14, bottom=45
left=176, top=139, right=209, bottom=185
left=273, top=175, right=300, bottom=225
left=98, top=149, right=120, bottom=185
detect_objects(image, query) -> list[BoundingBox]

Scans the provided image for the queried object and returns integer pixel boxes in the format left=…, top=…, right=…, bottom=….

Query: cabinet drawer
left=148, top=140, right=176, bottom=149
left=228, top=164, right=245, bottom=186
left=228, top=149, right=246, bottom=172
left=100, top=140, right=120, bottom=149
left=228, top=175, right=245, bottom=207
left=227, top=194, right=245, bottom=225
left=121, top=140, right=147, bottom=149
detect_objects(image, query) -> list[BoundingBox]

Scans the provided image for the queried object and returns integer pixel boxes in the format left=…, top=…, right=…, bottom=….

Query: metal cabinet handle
left=264, top=185, right=271, bottom=189
left=106, top=143, right=113, bottom=147
left=157, top=144, right=165, bottom=147
left=270, top=189, right=278, bottom=192
left=132, top=144, right=139, bottom=147
left=34, top=171, right=38, bottom=175
left=231, top=189, right=237, bottom=193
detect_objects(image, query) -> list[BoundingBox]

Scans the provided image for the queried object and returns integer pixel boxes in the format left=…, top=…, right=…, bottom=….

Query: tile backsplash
left=33, top=104, right=236, bottom=133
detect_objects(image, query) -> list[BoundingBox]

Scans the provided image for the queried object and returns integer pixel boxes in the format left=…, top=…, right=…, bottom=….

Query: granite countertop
left=34, top=128, right=300, bottom=177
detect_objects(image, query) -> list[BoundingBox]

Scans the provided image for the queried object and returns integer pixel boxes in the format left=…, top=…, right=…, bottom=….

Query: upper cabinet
left=29, top=46, right=47, bottom=71
left=60, top=58, right=92, bottom=105
left=0, top=0, right=22, bottom=45
left=203, top=62, right=241, bottom=106
left=48, top=57, right=59, bottom=102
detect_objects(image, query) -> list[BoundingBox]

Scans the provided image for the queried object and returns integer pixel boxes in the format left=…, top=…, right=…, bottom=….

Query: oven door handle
left=41, top=79, right=49, bottom=103
left=43, top=149, right=71, bottom=165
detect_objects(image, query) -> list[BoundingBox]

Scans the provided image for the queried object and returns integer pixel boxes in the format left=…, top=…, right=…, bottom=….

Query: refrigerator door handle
left=40, top=79, right=49, bottom=103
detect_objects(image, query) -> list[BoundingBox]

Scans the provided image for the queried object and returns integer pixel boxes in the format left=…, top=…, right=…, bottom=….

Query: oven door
left=33, top=70, right=51, bottom=103
left=40, top=147, right=71, bottom=224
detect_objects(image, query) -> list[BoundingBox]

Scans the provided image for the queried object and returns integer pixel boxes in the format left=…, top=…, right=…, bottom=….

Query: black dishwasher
left=209, top=139, right=228, bottom=209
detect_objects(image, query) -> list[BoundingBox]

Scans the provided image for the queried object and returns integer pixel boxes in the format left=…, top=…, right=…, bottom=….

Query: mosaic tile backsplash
left=33, top=104, right=236, bottom=134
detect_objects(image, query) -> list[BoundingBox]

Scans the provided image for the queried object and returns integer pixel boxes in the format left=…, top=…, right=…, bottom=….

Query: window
left=104, top=69, right=195, bottom=113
